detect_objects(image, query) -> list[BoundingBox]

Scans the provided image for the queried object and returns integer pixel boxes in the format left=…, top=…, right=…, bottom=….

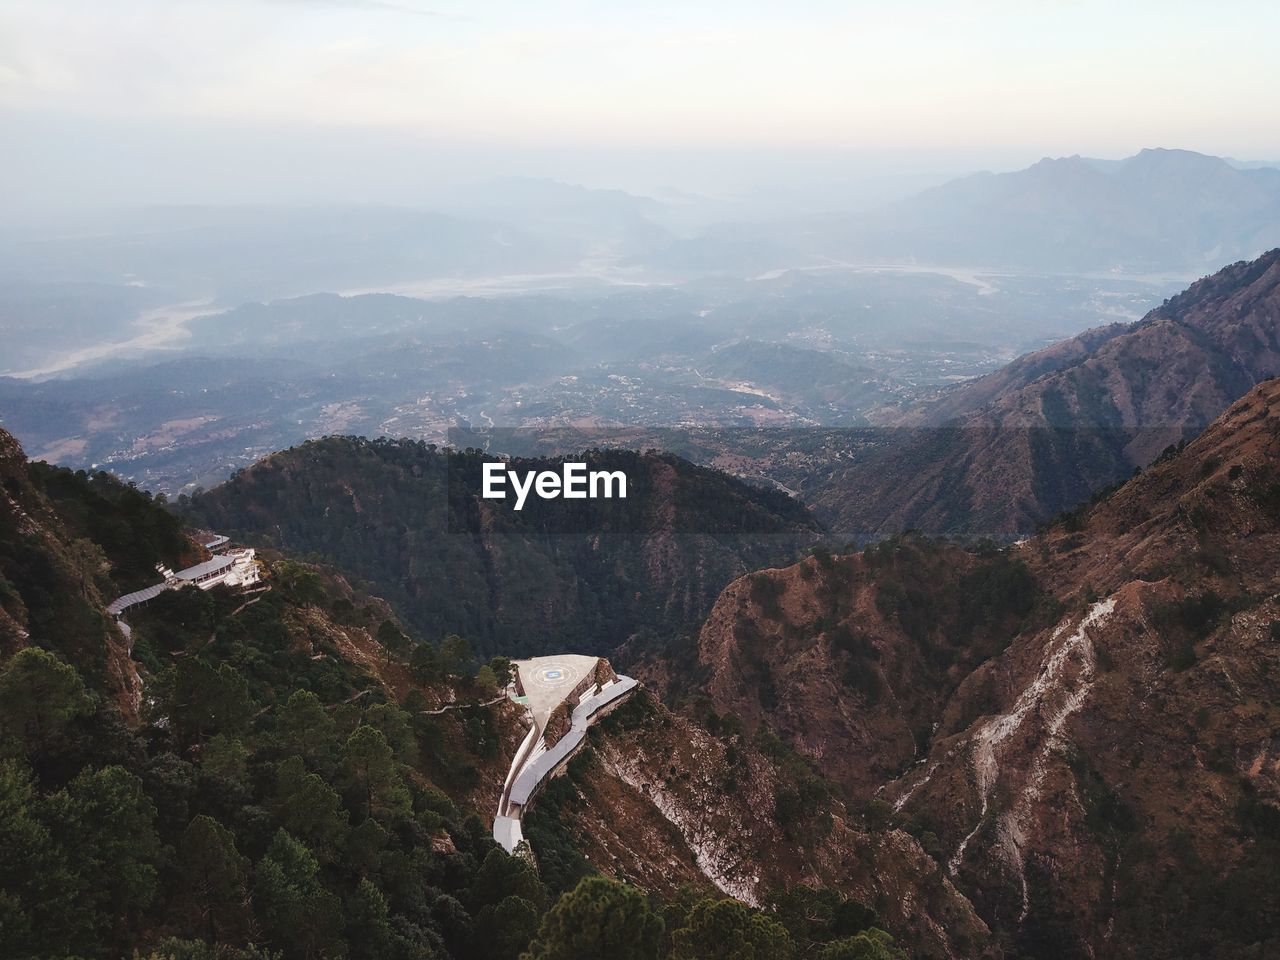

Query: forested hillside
left=182, top=439, right=821, bottom=660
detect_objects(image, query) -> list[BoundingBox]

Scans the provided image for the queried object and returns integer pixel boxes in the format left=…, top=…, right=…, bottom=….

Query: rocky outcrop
left=542, top=702, right=572, bottom=748
left=646, top=541, right=1043, bottom=800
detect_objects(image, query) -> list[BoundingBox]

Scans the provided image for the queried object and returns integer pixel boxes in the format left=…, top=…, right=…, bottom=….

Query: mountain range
left=811, top=248, right=1280, bottom=537
left=759, top=148, right=1280, bottom=275
left=8, top=246, right=1280, bottom=958
left=9, top=166, right=1280, bottom=960
left=0, top=424, right=987, bottom=960
left=9, top=309, right=1280, bottom=956
left=5, top=151, right=1276, bottom=315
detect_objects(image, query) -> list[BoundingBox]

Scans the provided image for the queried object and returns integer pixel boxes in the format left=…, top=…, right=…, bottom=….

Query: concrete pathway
left=492, top=653, right=637, bottom=853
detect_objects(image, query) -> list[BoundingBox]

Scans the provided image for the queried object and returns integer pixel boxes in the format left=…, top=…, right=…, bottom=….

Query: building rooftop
left=174, top=555, right=237, bottom=582
left=106, top=582, right=170, bottom=616
left=106, top=538, right=256, bottom=620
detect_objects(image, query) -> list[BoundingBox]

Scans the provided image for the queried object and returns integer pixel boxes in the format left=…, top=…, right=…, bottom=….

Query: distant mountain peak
left=818, top=145, right=1280, bottom=273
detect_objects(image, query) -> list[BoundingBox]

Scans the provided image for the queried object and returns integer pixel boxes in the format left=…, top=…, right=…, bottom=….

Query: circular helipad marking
left=532, top=662, right=578, bottom=688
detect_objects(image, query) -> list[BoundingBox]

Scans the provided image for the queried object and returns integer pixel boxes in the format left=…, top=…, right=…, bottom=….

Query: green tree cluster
left=521, top=877, right=902, bottom=960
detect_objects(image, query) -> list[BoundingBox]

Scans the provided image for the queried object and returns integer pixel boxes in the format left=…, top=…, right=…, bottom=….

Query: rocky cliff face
left=814, top=249, right=1280, bottom=538
left=521, top=688, right=996, bottom=959
left=899, top=381, right=1280, bottom=956
left=638, top=541, right=1044, bottom=801
left=665, top=379, right=1280, bottom=957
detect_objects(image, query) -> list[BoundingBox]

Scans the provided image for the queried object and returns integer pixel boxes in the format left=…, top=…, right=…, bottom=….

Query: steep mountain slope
left=525, top=690, right=996, bottom=959
left=664, top=380, right=1280, bottom=958
left=0, top=425, right=546, bottom=958
left=0, top=431, right=172, bottom=719
left=813, top=248, right=1280, bottom=537
left=892, top=379, right=1280, bottom=958
left=637, top=539, right=1047, bottom=802
left=891, top=322, right=1133, bottom=428
left=182, top=438, right=821, bottom=659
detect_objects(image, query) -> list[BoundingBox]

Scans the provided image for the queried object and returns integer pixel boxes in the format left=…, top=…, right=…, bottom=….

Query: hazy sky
left=3, top=0, right=1279, bottom=211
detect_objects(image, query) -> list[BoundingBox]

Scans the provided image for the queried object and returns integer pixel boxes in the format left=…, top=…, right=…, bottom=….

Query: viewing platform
left=493, top=654, right=637, bottom=853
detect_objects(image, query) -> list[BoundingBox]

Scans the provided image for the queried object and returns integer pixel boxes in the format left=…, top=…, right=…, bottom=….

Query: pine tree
left=522, top=876, right=662, bottom=960
left=275, top=690, right=339, bottom=771
left=669, top=897, right=796, bottom=960
left=41, top=765, right=161, bottom=952
left=338, top=726, right=410, bottom=821
left=178, top=814, right=250, bottom=943
left=0, top=648, right=93, bottom=758
left=253, top=830, right=345, bottom=959
left=270, top=756, right=350, bottom=859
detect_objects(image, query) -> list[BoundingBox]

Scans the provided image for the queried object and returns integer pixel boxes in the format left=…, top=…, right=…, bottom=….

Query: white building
left=168, top=548, right=260, bottom=590
left=108, top=544, right=260, bottom=620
